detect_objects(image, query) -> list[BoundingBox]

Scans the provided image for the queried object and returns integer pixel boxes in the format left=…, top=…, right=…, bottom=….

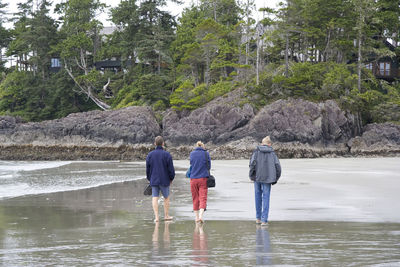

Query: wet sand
left=0, top=158, right=399, bottom=266
left=174, top=158, right=400, bottom=223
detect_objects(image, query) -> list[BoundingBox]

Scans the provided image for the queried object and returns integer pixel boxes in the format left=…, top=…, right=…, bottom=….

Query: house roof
left=100, top=26, right=117, bottom=36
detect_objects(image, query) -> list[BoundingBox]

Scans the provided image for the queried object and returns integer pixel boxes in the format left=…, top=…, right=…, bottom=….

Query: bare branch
left=103, top=77, right=111, bottom=93
left=64, top=62, right=111, bottom=110
left=74, top=57, right=85, bottom=70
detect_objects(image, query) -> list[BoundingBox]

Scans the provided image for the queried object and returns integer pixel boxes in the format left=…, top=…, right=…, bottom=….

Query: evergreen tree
left=171, top=5, right=205, bottom=85
left=136, top=0, right=176, bottom=74
left=55, top=0, right=110, bottom=110
left=6, top=0, right=34, bottom=71
left=28, top=0, right=59, bottom=80
left=0, top=0, right=10, bottom=73
left=109, top=0, right=140, bottom=67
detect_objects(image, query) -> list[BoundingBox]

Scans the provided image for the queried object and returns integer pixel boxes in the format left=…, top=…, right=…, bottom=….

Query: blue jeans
left=254, top=182, right=271, bottom=223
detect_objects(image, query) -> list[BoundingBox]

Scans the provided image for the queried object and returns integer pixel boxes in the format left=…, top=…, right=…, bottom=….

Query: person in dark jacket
left=146, top=136, right=175, bottom=222
left=188, top=141, right=210, bottom=223
left=249, top=136, right=281, bottom=226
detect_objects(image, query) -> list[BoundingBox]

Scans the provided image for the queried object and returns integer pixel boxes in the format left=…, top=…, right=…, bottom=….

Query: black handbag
left=143, top=184, right=152, bottom=196
left=204, top=151, right=215, bottom=188
left=207, top=174, right=216, bottom=188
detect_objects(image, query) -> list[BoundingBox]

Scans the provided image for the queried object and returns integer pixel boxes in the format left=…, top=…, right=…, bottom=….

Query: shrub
left=170, top=79, right=234, bottom=111
left=207, top=80, right=233, bottom=101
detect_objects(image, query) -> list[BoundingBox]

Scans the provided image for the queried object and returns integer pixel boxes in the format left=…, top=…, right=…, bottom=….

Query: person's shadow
left=256, top=226, right=272, bottom=265
left=192, top=223, right=209, bottom=265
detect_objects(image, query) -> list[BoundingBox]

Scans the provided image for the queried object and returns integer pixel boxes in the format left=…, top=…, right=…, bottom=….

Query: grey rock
left=0, top=106, right=161, bottom=146
left=163, top=90, right=255, bottom=144
left=0, top=116, right=24, bottom=131
left=1, top=94, right=399, bottom=160
left=232, top=99, right=356, bottom=144
left=348, top=123, right=400, bottom=155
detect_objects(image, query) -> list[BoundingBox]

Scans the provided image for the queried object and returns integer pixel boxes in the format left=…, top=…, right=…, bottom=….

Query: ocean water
left=0, top=158, right=399, bottom=266
left=0, top=161, right=145, bottom=199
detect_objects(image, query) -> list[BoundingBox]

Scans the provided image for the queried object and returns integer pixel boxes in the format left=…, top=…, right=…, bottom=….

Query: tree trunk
left=205, top=54, right=210, bottom=85
left=213, top=0, right=217, bottom=21
left=256, top=37, right=260, bottom=85
left=158, top=53, right=161, bottom=74
left=285, top=33, right=289, bottom=77
left=357, top=16, right=362, bottom=92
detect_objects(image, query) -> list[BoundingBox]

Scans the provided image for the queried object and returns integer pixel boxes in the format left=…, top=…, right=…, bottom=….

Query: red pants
left=190, top=178, right=208, bottom=210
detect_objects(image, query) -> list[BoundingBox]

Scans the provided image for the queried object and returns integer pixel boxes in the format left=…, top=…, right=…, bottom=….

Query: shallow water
left=0, top=158, right=399, bottom=266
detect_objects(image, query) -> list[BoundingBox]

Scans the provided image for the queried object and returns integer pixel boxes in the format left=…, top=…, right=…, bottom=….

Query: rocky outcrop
left=163, top=89, right=254, bottom=145
left=164, top=98, right=358, bottom=146
left=225, top=99, right=358, bottom=145
left=0, top=106, right=161, bottom=146
left=348, top=123, right=400, bottom=156
left=0, top=95, right=399, bottom=160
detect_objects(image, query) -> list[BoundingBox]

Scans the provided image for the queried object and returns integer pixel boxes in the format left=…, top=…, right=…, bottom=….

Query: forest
left=0, top=0, right=399, bottom=125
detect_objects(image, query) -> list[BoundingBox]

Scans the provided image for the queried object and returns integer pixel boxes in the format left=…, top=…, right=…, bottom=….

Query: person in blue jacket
left=188, top=141, right=210, bottom=223
left=146, top=136, right=175, bottom=222
left=249, top=136, right=281, bottom=226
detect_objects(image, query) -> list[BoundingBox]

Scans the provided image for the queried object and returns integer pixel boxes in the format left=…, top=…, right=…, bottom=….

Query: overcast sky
left=2, top=0, right=282, bottom=28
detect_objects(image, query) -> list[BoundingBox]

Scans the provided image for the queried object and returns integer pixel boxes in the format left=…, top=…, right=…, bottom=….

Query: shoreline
left=2, top=158, right=400, bottom=223
left=1, top=143, right=399, bottom=161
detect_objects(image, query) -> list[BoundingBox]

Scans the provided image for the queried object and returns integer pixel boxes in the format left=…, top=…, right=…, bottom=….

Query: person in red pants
left=188, top=141, right=210, bottom=223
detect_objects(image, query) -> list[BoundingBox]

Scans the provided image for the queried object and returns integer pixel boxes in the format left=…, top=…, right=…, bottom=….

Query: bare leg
left=152, top=222, right=159, bottom=242
left=194, top=210, right=200, bottom=222
left=199, top=208, right=205, bottom=223
left=152, top=197, right=159, bottom=222
left=163, top=221, right=171, bottom=246
left=163, top=197, right=173, bottom=220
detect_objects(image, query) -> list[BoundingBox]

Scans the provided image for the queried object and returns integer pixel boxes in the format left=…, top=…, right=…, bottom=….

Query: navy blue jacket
left=189, top=147, right=211, bottom=179
left=146, top=146, right=175, bottom=186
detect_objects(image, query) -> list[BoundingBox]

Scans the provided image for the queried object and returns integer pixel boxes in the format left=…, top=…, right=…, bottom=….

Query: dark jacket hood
left=257, top=145, right=274, bottom=153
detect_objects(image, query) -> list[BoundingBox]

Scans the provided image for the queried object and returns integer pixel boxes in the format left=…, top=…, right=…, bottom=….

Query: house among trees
left=50, top=58, right=61, bottom=73
left=49, top=26, right=122, bottom=73
left=94, top=59, right=122, bottom=72
left=365, top=40, right=400, bottom=81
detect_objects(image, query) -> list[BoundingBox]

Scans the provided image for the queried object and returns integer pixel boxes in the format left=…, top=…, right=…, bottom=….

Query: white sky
left=2, top=0, right=282, bottom=28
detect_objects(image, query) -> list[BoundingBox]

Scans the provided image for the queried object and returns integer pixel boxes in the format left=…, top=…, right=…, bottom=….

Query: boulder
left=163, top=90, right=255, bottom=144
left=349, top=123, right=400, bottom=155
left=0, top=116, right=24, bottom=131
left=231, top=99, right=356, bottom=145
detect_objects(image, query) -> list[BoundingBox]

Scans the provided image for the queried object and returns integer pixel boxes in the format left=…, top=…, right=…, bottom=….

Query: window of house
left=51, top=58, right=60, bottom=68
left=379, top=62, right=390, bottom=76
left=365, top=63, right=373, bottom=70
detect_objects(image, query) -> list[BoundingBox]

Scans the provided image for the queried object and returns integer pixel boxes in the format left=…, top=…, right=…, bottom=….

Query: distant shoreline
left=1, top=143, right=399, bottom=161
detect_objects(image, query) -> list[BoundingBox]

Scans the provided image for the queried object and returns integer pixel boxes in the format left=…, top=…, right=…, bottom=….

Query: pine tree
left=0, top=0, right=10, bottom=73
left=55, top=0, right=110, bottom=110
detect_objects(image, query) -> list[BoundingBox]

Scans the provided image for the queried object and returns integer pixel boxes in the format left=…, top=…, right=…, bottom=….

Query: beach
left=0, top=158, right=399, bottom=266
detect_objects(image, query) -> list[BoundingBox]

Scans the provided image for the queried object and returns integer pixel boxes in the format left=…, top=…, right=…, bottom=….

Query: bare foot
left=164, top=216, right=173, bottom=221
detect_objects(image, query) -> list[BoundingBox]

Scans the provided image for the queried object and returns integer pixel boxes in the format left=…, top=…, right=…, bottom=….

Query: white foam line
left=0, top=177, right=146, bottom=200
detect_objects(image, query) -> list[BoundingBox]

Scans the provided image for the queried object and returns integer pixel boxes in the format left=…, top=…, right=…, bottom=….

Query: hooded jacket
left=249, top=145, right=281, bottom=184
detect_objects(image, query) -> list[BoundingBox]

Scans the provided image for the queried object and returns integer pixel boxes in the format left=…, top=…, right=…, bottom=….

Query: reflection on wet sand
left=151, top=221, right=172, bottom=262
left=192, top=223, right=209, bottom=265
left=256, top=226, right=271, bottom=265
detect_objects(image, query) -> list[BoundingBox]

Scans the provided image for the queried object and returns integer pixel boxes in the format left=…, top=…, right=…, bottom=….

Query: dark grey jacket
left=249, top=145, right=281, bottom=184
